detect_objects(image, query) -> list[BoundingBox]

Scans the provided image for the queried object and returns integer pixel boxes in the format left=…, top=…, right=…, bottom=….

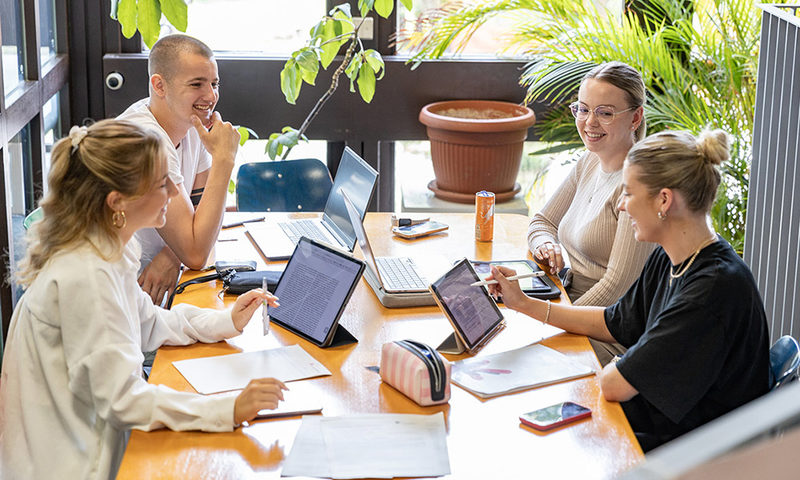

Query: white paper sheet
left=281, top=413, right=451, bottom=479
left=451, top=343, right=595, bottom=398
left=172, top=344, right=331, bottom=394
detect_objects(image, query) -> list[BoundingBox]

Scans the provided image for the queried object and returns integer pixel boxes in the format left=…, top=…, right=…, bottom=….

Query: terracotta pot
left=419, top=100, right=535, bottom=203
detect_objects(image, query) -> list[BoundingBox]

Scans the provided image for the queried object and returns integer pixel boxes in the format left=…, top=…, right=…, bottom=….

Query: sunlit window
left=154, top=0, right=326, bottom=54
left=1, top=0, right=26, bottom=95
left=39, top=0, right=58, bottom=63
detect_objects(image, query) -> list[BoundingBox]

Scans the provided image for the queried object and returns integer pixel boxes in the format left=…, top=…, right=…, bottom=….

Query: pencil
left=470, top=270, right=546, bottom=287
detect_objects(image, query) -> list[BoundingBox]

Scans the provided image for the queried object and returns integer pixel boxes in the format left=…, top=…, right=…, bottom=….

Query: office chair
left=769, top=335, right=800, bottom=389
left=22, top=207, right=43, bottom=230
left=235, top=159, right=333, bottom=212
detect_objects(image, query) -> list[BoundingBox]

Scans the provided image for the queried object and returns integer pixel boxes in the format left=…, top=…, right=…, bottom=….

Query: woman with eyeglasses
left=493, top=129, right=770, bottom=452
left=528, top=61, right=656, bottom=364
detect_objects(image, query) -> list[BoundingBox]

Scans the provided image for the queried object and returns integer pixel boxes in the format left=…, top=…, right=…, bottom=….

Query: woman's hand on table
left=533, top=242, right=564, bottom=275
left=234, top=378, right=288, bottom=425
left=231, top=289, right=280, bottom=332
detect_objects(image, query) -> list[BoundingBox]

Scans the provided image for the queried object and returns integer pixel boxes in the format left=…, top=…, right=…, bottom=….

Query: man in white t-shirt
left=119, top=34, right=239, bottom=305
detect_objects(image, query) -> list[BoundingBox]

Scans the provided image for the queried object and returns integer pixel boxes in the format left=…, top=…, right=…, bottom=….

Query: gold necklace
left=669, top=235, right=717, bottom=286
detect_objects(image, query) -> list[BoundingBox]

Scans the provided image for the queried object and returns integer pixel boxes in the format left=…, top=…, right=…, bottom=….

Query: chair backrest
left=769, top=335, right=800, bottom=389
left=236, top=159, right=333, bottom=212
left=23, top=206, right=43, bottom=230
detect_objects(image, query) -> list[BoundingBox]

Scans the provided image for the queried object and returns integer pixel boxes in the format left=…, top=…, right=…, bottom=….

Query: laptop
left=246, top=146, right=378, bottom=260
left=429, top=258, right=506, bottom=354
left=343, top=193, right=431, bottom=302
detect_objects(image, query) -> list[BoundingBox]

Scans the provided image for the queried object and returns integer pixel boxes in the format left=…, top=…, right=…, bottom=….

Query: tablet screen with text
left=270, top=237, right=364, bottom=346
left=430, top=259, right=504, bottom=349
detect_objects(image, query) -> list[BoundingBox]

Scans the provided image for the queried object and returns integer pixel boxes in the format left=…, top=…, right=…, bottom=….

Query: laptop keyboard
left=376, top=257, right=427, bottom=290
left=279, top=219, right=330, bottom=245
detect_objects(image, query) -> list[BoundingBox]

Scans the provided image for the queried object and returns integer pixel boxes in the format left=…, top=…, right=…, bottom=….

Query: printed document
left=173, top=344, right=331, bottom=394
left=282, top=413, right=451, bottom=479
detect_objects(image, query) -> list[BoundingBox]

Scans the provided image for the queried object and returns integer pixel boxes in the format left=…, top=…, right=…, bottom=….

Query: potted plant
left=419, top=99, right=535, bottom=203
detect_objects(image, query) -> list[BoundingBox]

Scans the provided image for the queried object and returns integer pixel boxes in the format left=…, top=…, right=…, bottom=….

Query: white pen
left=470, top=271, right=546, bottom=287
left=262, top=276, right=270, bottom=335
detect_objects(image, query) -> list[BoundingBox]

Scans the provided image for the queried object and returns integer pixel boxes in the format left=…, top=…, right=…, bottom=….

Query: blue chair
left=769, top=335, right=800, bottom=390
left=235, top=159, right=333, bottom=212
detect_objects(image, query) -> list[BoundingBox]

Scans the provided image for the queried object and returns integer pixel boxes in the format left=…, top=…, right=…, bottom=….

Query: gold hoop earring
left=657, top=211, right=666, bottom=220
left=112, top=210, right=127, bottom=229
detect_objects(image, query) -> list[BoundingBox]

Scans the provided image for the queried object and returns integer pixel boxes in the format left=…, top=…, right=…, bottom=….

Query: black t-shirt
left=604, top=236, right=770, bottom=450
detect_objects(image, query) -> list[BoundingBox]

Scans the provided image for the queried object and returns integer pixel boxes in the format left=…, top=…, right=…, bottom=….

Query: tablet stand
left=324, top=324, right=358, bottom=348
left=436, top=332, right=466, bottom=355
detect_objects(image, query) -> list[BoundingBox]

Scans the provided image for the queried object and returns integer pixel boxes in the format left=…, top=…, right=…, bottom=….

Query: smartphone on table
left=391, top=221, right=449, bottom=239
left=519, top=402, right=592, bottom=431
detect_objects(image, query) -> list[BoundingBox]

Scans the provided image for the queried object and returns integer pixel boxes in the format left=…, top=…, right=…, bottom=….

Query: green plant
left=111, top=0, right=187, bottom=48
left=398, top=0, right=773, bottom=253
left=266, top=1, right=413, bottom=160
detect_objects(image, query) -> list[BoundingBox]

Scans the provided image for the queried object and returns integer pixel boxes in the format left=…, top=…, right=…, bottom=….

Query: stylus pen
left=470, top=271, right=546, bottom=287
left=222, top=216, right=265, bottom=229
left=262, top=277, right=270, bottom=335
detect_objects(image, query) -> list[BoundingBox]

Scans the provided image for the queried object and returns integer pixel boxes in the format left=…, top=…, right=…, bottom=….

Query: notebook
left=246, top=146, right=379, bottom=260
left=430, top=259, right=505, bottom=354
left=268, top=237, right=365, bottom=348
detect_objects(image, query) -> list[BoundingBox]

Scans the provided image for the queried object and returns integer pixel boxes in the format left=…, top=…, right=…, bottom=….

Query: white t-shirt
left=0, top=239, right=239, bottom=480
left=117, top=98, right=213, bottom=268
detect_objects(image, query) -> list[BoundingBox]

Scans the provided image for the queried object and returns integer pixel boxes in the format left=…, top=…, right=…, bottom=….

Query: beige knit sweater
left=528, top=152, right=655, bottom=306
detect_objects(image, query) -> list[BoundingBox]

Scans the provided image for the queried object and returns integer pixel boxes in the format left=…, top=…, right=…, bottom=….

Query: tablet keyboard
left=279, top=219, right=330, bottom=244
left=376, top=257, right=427, bottom=291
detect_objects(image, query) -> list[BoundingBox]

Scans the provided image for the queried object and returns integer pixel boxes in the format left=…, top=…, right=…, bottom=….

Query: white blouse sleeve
left=60, top=264, right=238, bottom=433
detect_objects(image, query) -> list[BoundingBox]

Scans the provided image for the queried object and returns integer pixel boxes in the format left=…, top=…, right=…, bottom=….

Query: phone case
left=392, top=222, right=449, bottom=239
left=520, top=402, right=592, bottom=431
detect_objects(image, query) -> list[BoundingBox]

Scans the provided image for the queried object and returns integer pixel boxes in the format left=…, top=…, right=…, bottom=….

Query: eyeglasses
left=569, top=102, right=636, bottom=124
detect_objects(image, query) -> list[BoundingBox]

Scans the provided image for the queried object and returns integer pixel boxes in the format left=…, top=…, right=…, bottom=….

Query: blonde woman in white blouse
left=0, top=120, right=286, bottom=480
left=529, top=62, right=655, bottom=308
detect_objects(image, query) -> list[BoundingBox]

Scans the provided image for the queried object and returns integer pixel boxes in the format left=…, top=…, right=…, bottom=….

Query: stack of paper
left=172, top=344, right=331, bottom=394
left=451, top=344, right=595, bottom=398
left=282, top=413, right=451, bottom=479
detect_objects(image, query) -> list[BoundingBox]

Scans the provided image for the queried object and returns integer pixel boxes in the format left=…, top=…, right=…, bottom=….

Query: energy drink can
left=475, top=191, right=495, bottom=242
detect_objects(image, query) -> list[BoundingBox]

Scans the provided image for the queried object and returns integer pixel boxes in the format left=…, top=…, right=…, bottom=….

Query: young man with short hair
left=118, top=34, right=239, bottom=305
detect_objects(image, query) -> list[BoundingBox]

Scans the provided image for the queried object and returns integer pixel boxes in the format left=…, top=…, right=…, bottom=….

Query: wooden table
left=116, top=213, right=643, bottom=479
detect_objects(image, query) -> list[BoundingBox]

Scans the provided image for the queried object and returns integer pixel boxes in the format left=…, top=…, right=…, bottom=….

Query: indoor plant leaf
left=115, top=0, right=138, bottom=38
left=374, top=0, right=394, bottom=18
left=136, top=0, right=162, bottom=49
left=161, top=0, right=188, bottom=32
left=356, top=62, right=376, bottom=103
left=280, top=60, right=302, bottom=104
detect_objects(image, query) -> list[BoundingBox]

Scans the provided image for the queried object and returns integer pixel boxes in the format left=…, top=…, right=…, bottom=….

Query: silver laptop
left=246, top=147, right=378, bottom=260
left=343, top=193, right=427, bottom=294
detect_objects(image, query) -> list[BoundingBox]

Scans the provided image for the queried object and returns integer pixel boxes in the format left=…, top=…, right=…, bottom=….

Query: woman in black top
left=488, top=129, right=770, bottom=451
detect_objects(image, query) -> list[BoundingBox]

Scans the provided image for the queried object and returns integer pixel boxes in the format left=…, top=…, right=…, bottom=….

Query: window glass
left=394, top=140, right=573, bottom=214
left=396, top=0, right=529, bottom=58
left=42, top=91, right=62, bottom=193
left=396, top=0, right=624, bottom=58
left=1, top=0, right=26, bottom=94
left=155, top=0, right=326, bottom=54
left=8, top=124, right=33, bottom=295
left=39, top=0, right=57, bottom=63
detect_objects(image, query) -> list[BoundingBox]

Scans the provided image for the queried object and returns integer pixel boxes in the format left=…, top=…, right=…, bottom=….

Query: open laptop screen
left=430, top=259, right=504, bottom=349
left=322, top=147, right=378, bottom=251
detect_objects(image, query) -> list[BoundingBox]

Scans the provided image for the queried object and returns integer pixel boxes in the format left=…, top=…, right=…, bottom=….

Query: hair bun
left=696, top=129, right=730, bottom=166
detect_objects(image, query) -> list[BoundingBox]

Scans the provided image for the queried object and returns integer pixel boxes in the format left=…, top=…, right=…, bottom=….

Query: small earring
left=112, top=210, right=127, bottom=229
left=657, top=211, right=666, bottom=220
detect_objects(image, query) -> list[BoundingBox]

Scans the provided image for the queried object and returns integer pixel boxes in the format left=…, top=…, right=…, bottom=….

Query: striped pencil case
left=380, top=340, right=451, bottom=406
